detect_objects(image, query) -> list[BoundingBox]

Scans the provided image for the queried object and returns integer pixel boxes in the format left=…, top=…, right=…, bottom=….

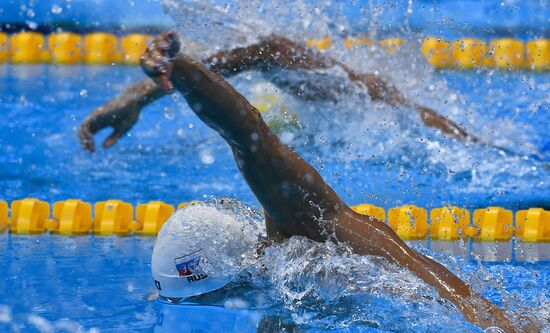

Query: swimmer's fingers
left=141, top=31, right=180, bottom=93
left=155, top=63, right=174, bottom=93
left=141, top=52, right=173, bottom=92
left=102, top=109, right=140, bottom=149
left=78, top=122, right=96, bottom=153
left=103, top=130, right=122, bottom=149
left=158, top=30, right=181, bottom=59
left=79, top=108, right=113, bottom=152
left=417, top=106, right=471, bottom=141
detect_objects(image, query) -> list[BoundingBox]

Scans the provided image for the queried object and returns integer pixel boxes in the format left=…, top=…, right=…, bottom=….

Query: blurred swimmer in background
left=79, top=34, right=477, bottom=152
left=141, top=31, right=530, bottom=332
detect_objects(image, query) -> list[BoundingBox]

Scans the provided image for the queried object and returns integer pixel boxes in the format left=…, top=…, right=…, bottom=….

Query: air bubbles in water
left=164, top=107, right=175, bottom=120
left=199, top=149, right=215, bottom=164
left=0, top=305, right=12, bottom=323
left=224, top=298, right=249, bottom=309
left=51, top=5, right=63, bottom=14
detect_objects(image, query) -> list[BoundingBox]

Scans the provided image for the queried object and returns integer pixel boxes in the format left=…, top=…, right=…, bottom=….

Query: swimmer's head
left=151, top=200, right=263, bottom=302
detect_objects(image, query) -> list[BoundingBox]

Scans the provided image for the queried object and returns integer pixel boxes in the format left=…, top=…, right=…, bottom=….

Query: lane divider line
left=1, top=198, right=547, bottom=241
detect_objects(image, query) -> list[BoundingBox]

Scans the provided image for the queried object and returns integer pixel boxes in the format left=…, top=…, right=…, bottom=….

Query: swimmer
left=141, top=32, right=526, bottom=332
left=79, top=34, right=476, bottom=152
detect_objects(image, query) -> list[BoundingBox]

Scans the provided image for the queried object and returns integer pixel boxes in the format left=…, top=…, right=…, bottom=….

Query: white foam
left=0, top=305, right=12, bottom=323
left=160, top=0, right=548, bottom=197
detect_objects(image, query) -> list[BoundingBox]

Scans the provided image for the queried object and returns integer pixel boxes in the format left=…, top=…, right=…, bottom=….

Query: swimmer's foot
left=140, top=31, right=181, bottom=93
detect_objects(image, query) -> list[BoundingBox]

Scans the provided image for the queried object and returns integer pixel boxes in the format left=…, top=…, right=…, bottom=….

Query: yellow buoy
left=0, top=33, right=8, bottom=63
left=379, top=38, right=403, bottom=54
left=251, top=88, right=299, bottom=135
left=388, top=205, right=428, bottom=240
left=49, top=33, right=83, bottom=64
left=40, top=49, right=51, bottom=63
left=0, top=200, right=8, bottom=232
left=135, top=201, right=175, bottom=235
left=120, top=34, right=153, bottom=65
left=421, top=37, right=453, bottom=69
left=351, top=204, right=386, bottom=222
left=472, top=207, right=514, bottom=241
left=430, top=206, right=471, bottom=240
left=451, top=38, right=488, bottom=69
left=177, top=201, right=200, bottom=210
left=490, top=38, right=525, bottom=69
left=526, top=39, right=550, bottom=71
left=306, top=37, right=333, bottom=51
left=344, top=36, right=374, bottom=49
left=344, top=37, right=353, bottom=49
left=50, top=199, right=93, bottom=235
left=84, top=33, right=118, bottom=65
left=10, top=198, right=50, bottom=234
left=10, top=32, right=48, bottom=64
left=93, top=200, right=133, bottom=235
left=516, top=208, right=550, bottom=242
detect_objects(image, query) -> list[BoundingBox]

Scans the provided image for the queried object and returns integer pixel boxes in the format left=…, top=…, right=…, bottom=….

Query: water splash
left=0, top=304, right=99, bottom=333
left=161, top=200, right=548, bottom=331
left=160, top=0, right=548, bottom=201
left=162, top=0, right=340, bottom=56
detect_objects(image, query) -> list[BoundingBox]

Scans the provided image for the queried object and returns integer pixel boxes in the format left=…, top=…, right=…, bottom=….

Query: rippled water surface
left=1, top=1, right=549, bottom=331
left=0, top=65, right=548, bottom=208
left=1, top=233, right=549, bottom=332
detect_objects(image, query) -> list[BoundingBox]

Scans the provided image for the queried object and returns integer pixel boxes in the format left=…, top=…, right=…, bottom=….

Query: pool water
left=0, top=56, right=549, bottom=331
left=0, top=65, right=548, bottom=208
left=0, top=235, right=549, bottom=332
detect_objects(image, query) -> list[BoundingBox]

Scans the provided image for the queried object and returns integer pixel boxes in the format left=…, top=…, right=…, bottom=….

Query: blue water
left=0, top=236, right=549, bottom=332
left=0, top=61, right=549, bottom=331
left=0, top=65, right=548, bottom=209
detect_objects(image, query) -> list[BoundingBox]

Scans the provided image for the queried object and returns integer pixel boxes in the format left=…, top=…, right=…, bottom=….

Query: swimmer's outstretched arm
left=78, top=79, right=164, bottom=152
left=79, top=34, right=475, bottom=151
left=78, top=35, right=324, bottom=151
left=141, top=32, right=522, bottom=332
left=345, top=70, right=476, bottom=141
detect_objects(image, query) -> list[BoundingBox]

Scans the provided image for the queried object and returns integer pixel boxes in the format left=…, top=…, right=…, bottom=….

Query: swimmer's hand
left=416, top=106, right=476, bottom=142
left=141, top=31, right=181, bottom=93
left=78, top=95, right=142, bottom=152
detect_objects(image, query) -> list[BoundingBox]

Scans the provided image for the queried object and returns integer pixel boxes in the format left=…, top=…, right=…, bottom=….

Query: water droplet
left=164, top=108, right=175, bottom=120
left=51, top=5, right=63, bottom=14
left=199, top=150, right=215, bottom=164
left=26, top=20, right=37, bottom=29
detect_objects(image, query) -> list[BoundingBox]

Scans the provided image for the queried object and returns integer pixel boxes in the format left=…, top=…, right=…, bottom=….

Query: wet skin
left=137, top=32, right=530, bottom=332
left=79, top=35, right=476, bottom=152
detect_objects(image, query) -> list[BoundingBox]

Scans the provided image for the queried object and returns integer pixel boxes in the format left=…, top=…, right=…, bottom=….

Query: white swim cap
left=152, top=201, right=262, bottom=301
